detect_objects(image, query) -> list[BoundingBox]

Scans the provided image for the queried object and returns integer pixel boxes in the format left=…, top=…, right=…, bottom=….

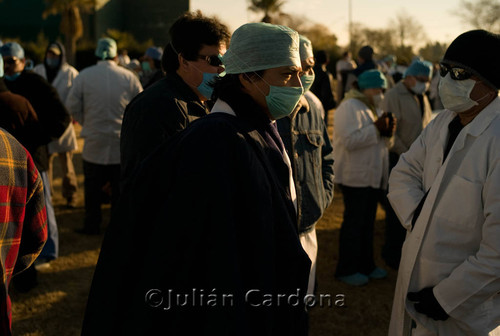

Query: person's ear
left=178, top=54, right=189, bottom=71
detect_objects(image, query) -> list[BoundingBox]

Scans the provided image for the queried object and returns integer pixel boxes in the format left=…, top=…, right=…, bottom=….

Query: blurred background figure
left=310, top=49, right=336, bottom=125
left=380, top=59, right=433, bottom=270
left=66, top=38, right=142, bottom=235
left=33, top=42, right=79, bottom=209
left=117, top=49, right=130, bottom=66
left=333, top=69, right=395, bottom=286
left=277, top=35, right=334, bottom=296
left=335, top=50, right=357, bottom=101
left=140, top=46, right=164, bottom=89
left=1, top=41, right=71, bottom=275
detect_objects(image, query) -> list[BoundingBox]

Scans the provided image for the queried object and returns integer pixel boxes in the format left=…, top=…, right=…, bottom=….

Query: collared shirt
left=66, top=60, right=143, bottom=164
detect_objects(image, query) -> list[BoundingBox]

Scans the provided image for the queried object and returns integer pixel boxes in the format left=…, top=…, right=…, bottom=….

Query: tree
left=453, top=0, right=500, bottom=32
left=42, top=0, right=96, bottom=65
left=419, top=42, right=448, bottom=63
left=389, top=10, right=427, bottom=49
left=248, top=0, right=286, bottom=23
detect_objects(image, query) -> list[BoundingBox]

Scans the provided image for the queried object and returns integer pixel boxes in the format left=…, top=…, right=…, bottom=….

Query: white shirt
left=66, top=60, right=143, bottom=164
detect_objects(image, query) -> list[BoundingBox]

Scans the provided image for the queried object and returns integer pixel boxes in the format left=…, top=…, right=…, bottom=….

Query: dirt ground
left=11, top=122, right=397, bottom=335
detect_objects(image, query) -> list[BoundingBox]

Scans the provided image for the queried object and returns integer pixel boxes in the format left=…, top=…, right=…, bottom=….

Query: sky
left=190, top=0, right=470, bottom=48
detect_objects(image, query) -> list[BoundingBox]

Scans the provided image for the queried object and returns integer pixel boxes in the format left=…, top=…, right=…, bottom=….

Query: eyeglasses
left=439, top=63, right=473, bottom=80
left=198, top=54, right=223, bottom=67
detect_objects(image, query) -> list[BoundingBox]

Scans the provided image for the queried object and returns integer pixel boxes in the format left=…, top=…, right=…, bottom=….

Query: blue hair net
left=358, top=69, right=387, bottom=90
left=404, top=60, right=433, bottom=78
left=95, top=38, right=117, bottom=60
left=0, top=42, right=25, bottom=59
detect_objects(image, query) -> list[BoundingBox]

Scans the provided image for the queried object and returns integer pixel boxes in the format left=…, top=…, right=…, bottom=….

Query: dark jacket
left=0, top=79, right=41, bottom=154
left=277, top=93, right=335, bottom=233
left=4, top=71, right=71, bottom=171
left=83, top=107, right=311, bottom=336
left=120, top=72, right=208, bottom=188
left=310, top=65, right=336, bottom=112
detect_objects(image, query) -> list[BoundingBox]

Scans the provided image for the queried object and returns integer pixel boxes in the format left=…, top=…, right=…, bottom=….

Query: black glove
left=407, top=287, right=449, bottom=321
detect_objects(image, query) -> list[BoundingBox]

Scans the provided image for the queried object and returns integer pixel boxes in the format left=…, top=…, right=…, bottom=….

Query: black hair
left=153, top=59, right=162, bottom=70
left=162, top=11, right=231, bottom=74
left=314, top=50, right=328, bottom=65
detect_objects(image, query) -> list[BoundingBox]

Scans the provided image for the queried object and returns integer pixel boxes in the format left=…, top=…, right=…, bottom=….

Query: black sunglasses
left=198, top=54, right=222, bottom=67
left=439, top=63, right=473, bottom=81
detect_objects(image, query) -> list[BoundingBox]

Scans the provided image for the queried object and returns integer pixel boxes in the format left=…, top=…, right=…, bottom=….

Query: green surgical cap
left=299, top=35, right=313, bottom=62
left=222, top=22, right=300, bottom=74
left=95, top=38, right=117, bottom=60
left=358, top=69, right=387, bottom=90
left=404, top=60, right=433, bottom=78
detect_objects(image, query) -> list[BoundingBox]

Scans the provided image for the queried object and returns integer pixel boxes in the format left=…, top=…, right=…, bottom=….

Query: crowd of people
left=0, top=9, right=499, bottom=336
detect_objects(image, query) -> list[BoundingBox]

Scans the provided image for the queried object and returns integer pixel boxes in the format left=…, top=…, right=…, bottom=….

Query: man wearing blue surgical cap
left=276, top=35, right=334, bottom=296
left=66, top=37, right=142, bottom=236
left=333, top=69, right=396, bottom=286
left=140, top=46, right=164, bottom=89
left=83, top=22, right=310, bottom=336
left=379, top=59, right=433, bottom=269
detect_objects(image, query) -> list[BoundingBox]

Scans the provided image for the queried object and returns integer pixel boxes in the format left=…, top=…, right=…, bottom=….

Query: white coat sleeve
left=65, top=75, right=84, bottom=125
left=335, top=100, right=379, bottom=151
left=387, top=128, right=428, bottom=230
left=434, top=157, right=500, bottom=318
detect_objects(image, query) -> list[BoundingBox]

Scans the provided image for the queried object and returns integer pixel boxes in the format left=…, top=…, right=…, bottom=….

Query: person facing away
left=276, top=35, right=334, bottom=296
left=119, top=11, right=230, bottom=189
left=0, top=127, right=48, bottom=336
left=388, top=29, right=500, bottom=336
left=310, top=49, right=336, bottom=125
left=1, top=41, right=71, bottom=281
left=333, top=69, right=396, bottom=286
left=82, top=22, right=311, bottom=336
left=380, top=59, right=433, bottom=270
left=139, top=46, right=164, bottom=89
left=65, top=38, right=143, bottom=235
left=335, top=50, right=357, bottom=101
left=33, top=42, right=79, bottom=209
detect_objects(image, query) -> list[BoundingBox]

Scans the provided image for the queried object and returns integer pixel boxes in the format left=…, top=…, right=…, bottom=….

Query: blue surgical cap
left=0, top=42, right=25, bottom=59
left=404, top=60, right=433, bottom=78
left=299, top=35, right=313, bottom=62
left=222, top=22, right=300, bottom=74
left=95, top=38, right=117, bottom=60
left=0, top=54, right=3, bottom=78
left=145, top=46, right=163, bottom=61
left=358, top=69, right=387, bottom=90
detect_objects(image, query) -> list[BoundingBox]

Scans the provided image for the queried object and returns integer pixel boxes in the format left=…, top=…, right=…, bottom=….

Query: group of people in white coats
left=334, top=29, right=500, bottom=335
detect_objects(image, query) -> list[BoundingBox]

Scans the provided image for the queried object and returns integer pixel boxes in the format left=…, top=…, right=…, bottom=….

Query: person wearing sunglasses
left=388, top=29, right=500, bottom=336
left=119, top=11, right=230, bottom=190
left=379, top=60, right=434, bottom=270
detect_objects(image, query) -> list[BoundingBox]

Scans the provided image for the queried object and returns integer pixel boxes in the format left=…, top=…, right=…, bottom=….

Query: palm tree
left=248, top=0, right=286, bottom=23
left=42, top=0, right=96, bottom=65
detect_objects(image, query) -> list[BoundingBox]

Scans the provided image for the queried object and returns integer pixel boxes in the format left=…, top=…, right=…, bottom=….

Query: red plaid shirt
left=0, top=128, right=47, bottom=335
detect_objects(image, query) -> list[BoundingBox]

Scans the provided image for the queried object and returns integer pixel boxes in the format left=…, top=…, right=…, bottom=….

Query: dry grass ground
left=11, top=120, right=397, bottom=335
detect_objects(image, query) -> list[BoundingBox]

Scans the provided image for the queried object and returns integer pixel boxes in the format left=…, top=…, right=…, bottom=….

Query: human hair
left=314, top=50, right=328, bottom=65
left=162, top=11, right=231, bottom=74
left=211, top=70, right=265, bottom=108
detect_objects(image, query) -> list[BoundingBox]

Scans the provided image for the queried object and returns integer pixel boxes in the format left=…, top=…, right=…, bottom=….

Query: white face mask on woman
left=438, top=73, right=479, bottom=113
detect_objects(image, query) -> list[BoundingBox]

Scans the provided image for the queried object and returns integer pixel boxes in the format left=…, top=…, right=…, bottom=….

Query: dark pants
left=381, top=152, right=406, bottom=270
left=83, top=160, right=120, bottom=233
left=335, top=185, right=380, bottom=277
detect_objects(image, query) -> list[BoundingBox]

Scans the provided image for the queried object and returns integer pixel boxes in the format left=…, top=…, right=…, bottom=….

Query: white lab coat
left=65, top=60, right=143, bottom=165
left=388, top=97, right=500, bottom=335
left=33, top=63, right=79, bottom=153
left=333, top=97, right=391, bottom=189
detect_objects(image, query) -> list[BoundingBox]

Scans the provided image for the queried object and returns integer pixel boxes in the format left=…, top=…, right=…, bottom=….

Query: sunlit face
left=300, top=57, right=315, bottom=77
left=177, top=43, right=226, bottom=101
left=3, top=56, right=25, bottom=76
left=363, top=87, right=384, bottom=104
left=240, top=64, right=302, bottom=114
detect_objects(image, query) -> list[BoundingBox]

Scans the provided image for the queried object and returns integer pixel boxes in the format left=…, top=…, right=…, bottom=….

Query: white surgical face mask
left=438, top=73, right=478, bottom=113
left=411, top=80, right=428, bottom=95
left=372, top=93, right=384, bottom=109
